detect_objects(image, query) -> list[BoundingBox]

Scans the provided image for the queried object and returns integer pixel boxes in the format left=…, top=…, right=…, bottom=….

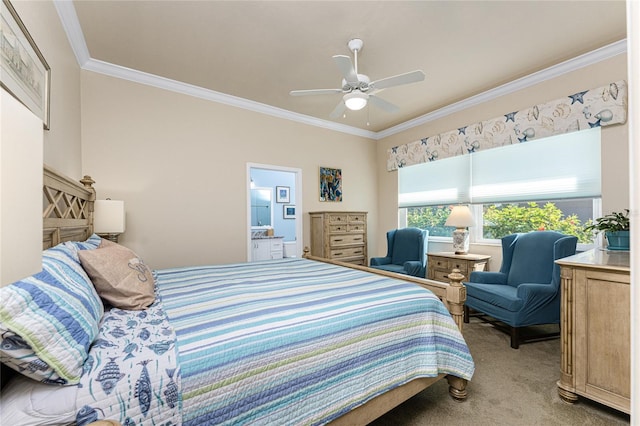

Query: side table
left=427, top=252, right=491, bottom=282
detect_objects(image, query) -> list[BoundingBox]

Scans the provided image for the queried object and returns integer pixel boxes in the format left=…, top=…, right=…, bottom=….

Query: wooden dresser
left=309, top=211, right=367, bottom=265
left=556, top=249, right=630, bottom=414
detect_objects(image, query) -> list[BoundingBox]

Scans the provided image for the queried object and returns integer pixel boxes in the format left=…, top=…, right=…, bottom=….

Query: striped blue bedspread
left=156, top=257, right=474, bottom=425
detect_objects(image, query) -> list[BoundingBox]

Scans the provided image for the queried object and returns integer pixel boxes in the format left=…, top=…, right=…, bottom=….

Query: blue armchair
left=370, top=228, right=428, bottom=277
left=464, top=231, right=577, bottom=349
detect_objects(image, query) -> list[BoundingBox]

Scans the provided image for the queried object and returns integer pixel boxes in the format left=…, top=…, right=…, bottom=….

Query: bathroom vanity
left=251, top=236, right=284, bottom=261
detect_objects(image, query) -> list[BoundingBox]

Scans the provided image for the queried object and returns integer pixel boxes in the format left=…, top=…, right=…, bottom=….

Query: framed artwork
left=319, top=167, right=342, bottom=202
left=283, top=204, right=295, bottom=219
left=276, top=186, right=290, bottom=203
left=1, top=0, right=51, bottom=129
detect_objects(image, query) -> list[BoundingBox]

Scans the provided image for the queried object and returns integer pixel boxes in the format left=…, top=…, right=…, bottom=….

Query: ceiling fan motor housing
left=342, top=74, right=370, bottom=92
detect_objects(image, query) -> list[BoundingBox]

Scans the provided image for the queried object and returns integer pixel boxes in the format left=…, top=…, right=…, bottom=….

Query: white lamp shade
left=344, top=92, right=368, bottom=111
left=445, top=205, right=475, bottom=228
left=94, top=200, right=126, bottom=234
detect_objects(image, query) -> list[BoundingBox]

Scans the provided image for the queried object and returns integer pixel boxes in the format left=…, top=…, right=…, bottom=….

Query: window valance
left=387, top=80, right=627, bottom=171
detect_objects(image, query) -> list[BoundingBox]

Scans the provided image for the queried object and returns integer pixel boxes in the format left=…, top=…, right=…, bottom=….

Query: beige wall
left=375, top=54, right=629, bottom=265
left=15, top=0, right=629, bottom=272
left=81, top=55, right=628, bottom=271
left=11, top=1, right=82, bottom=177
left=80, top=72, right=377, bottom=269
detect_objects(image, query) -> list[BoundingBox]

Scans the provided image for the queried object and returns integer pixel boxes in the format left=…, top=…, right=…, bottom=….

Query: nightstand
left=427, top=252, right=491, bottom=282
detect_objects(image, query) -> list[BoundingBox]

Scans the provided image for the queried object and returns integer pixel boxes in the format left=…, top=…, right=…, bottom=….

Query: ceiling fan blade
left=369, top=95, right=400, bottom=113
left=332, top=55, right=359, bottom=86
left=370, top=70, right=425, bottom=90
left=329, top=101, right=347, bottom=119
left=289, top=88, right=343, bottom=96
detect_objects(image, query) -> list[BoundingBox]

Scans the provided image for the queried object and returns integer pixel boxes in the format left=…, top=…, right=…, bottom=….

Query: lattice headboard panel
left=43, top=165, right=96, bottom=248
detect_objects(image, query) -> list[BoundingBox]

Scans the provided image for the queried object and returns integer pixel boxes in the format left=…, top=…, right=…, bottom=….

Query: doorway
left=247, top=163, right=302, bottom=261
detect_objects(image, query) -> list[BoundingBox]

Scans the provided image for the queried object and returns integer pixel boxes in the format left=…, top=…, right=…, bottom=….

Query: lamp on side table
left=445, top=205, right=475, bottom=255
left=94, top=199, right=125, bottom=243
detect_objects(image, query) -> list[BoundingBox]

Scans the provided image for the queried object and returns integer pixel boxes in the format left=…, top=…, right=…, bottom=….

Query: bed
left=0, top=165, right=474, bottom=425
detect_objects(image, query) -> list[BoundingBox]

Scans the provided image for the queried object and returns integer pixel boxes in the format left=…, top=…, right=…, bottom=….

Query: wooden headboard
left=43, top=165, right=96, bottom=248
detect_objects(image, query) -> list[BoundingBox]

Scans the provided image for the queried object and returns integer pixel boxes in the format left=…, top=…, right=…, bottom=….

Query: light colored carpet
left=369, top=318, right=631, bottom=425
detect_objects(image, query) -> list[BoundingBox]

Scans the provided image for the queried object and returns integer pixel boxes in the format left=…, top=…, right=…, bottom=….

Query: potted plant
left=585, top=209, right=630, bottom=250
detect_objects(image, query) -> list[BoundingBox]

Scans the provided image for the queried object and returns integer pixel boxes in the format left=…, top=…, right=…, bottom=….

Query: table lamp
left=94, top=199, right=125, bottom=242
left=445, top=205, right=475, bottom=254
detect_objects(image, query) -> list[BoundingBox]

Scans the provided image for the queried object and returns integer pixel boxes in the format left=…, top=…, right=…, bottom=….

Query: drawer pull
left=334, top=252, right=343, bottom=256
left=334, top=239, right=343, bottom=242
left=353, top=237, right=362, bottom=241
left=354, top=250, right=362, bottom=254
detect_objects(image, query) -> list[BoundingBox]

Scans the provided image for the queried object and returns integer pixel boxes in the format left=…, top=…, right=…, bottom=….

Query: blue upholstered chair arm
left=468, top=271, right=508, bottom=285
left=403, top=261, right=424, bottom=277
left=370, top=256, right=391, bottom=266
left=516, top=282, right=557, bottom=302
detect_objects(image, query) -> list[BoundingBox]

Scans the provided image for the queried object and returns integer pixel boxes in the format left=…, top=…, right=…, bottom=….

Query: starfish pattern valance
left=387, top=80, right=627, bottom=171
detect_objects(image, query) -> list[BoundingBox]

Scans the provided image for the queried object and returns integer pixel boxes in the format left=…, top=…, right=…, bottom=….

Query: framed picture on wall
left=283, top=205, right=295, bottom=219
left=276, top=186, right=290, bottom=203
left=1, top=0, right=51, bottom=129
left=319, top=167, right=342, bottom=202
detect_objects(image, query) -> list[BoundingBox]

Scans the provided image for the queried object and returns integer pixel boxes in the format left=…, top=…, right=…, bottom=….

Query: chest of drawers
left=427, top=252, right=490, bottom=281
left=309, top=211, right=367, bottom=265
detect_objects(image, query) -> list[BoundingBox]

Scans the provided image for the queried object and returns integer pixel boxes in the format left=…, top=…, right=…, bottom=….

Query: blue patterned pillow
left=0, top=326, right=68, bottom=384
left=66, top=233, right=103, bottom=251
left=0, top=240, right=104, bottom=384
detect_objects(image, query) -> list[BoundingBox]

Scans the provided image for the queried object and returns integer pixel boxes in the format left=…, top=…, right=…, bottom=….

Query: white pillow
left=0, top=374, right=78, bottom=426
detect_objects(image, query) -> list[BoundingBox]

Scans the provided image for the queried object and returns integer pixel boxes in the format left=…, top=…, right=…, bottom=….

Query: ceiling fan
left=290, top=38, right=426, bottom=119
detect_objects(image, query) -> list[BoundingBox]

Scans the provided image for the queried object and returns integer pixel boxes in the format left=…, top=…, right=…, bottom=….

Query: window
left=478, top=199, right=599, bottom=243
left=398, top=128, right=601, bottom=247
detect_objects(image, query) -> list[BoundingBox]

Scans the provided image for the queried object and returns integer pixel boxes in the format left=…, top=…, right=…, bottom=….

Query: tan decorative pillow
left=98, top=238, right=118, bottom=248
left=78, top=244, right=155, bottom=310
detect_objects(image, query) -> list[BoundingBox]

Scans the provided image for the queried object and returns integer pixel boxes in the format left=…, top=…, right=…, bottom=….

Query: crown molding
left=56, top=2, right=626, bottom=141
left=375, top=39, right=627, bottom=139
left=54, top=0, right=90, bottom=66
left=83, top=59, right=378, bottom=139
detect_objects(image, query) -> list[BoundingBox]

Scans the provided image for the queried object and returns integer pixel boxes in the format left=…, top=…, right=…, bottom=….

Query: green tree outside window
left=406, top=202, right=594, bottom=243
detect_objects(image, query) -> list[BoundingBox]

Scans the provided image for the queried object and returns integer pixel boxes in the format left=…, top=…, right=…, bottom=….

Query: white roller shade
left=470, top=127, right=601, bottom=203
left=398, top=127, right=601, bottom=208
left=398, top=154, right=470, bottom=207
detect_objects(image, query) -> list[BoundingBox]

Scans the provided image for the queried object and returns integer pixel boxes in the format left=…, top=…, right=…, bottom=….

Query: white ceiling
left=68, top=1, right=627, bottom=136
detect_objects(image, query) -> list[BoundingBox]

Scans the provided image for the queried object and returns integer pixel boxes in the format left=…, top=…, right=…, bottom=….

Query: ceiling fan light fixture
left=343, top=92, right=368, bottom=111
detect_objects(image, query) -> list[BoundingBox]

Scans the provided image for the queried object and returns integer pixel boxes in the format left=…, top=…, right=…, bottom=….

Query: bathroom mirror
left=251, top=187, right=273, bottom=227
